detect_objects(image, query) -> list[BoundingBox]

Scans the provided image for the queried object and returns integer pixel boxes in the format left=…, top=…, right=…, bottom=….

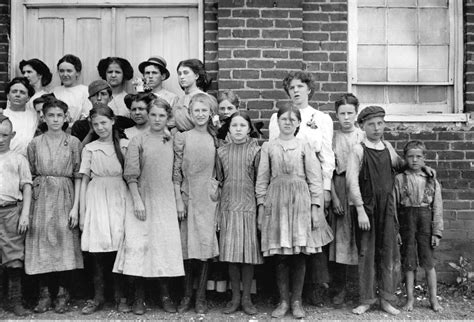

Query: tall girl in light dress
left=113, top=98, right=184, bottom=315
left=255, top=105, right=333, bottom=319
left=216, top=111, right=263, bottom=315
left=173, top=93, right=219, bottom=314
left=79, top=104, right=131, bottom=314
left=25, top=99, right=83, bottom=314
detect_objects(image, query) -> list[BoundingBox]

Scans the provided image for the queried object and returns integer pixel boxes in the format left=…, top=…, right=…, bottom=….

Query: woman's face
left=22, top=65, right=42, bottom=87
left=58, top=62, right=79, bottom=87
left=277, top=111, right=300, bottom=136
left=178, top=66, right=198, bottom=89
left=130, top=101, right=149, bottom=126
left=43, top=106, right=66, bottom=132
left=218, top=99, right=238, bottom=119
left=7, top=83, right=30, bottom=107
left=91, top=114, right=114, bottom=141
left=287, top=78, right=310, bottom=107
left=106, top=63, right=124, bottom=88
left=190, top=101, right=211, bottom=127
left=148, top=105, right=168, bottom=133
left=229, top=115, right=250, bottom=143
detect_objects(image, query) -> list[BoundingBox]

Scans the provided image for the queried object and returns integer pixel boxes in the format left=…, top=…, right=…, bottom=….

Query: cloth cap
left=138, top=56, right=170, bottom=80
left=88, top=79, right=111, bottom=98
left=357, top=105, right=385, bottom=124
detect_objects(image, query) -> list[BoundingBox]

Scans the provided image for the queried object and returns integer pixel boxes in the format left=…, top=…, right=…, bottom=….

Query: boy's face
left=337, top=104, right=357, bottom=131
left=405, top=148, right=425, bottom=172
left=89, top=90, right=112, bottom=105
left=0, top=121, right=15, bottom=153
left=362, top=116, right=385, bottom=143
left=144, top=65, right=164, bottom=90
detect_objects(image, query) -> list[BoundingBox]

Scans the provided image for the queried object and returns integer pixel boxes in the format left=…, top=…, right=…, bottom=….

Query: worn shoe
left=81, top=299, right=102, bottom=315
left=116, top=298, right=131, bottom=313
left=34, top=292, right=52, bottom=313
left=195, top=299, right=208, bottom=314
left=291, top=300, right=306, bottom=319
left=161, top=296, right=176, bottom=313
left=12, top=303, right=29, bottom=317
left=132, top=299, right=146, bottom=315
left=177, top=296, right=191, bottom=313
left=271, top=300, right=289, bottom=318
left=332, top=288, right=346, bottom=306
left=242, top=298, right=257, bottom=315
left=54, top=287, right=70, bottom=314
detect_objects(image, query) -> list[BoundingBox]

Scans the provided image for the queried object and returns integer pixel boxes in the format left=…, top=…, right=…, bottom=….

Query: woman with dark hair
left=3, top=77, right=37, bottom=156
left=97, top=57, right=134, bottom=117
left=123, top=92, right=155, bottom=140
left=53, top=54, right=92, bottom=123
left=173, top=59, right=212, bottom=132
left=19, top=58, right=53, bottom=110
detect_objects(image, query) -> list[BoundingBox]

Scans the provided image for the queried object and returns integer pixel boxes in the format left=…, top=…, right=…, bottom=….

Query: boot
left=178, top=261, right=194, bottom=313
left=271, top=257, right=290, bottom=318
left=82, top=256, right=105, bottom=315
left=34, top=286, right=52, bottom=313
left=291, top=255, right=306, bottom=319
left=114, top=274, right=131, bottom=313
left=160, top=278, right=176, bottom=313
left=8, top=268, right=29, bottom=317
left=54, top=286, right=70, bottom=314
left=132, top=277, right=146, bottom=315
left=195, top=261, right=209, bottom=314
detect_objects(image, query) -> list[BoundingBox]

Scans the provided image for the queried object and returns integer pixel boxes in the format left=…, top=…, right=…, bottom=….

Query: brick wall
left=466, top=1, right=474, bottom=112
left=204, top=0, right=218, bottom=96
left=0, top=0, right=8, bottom=107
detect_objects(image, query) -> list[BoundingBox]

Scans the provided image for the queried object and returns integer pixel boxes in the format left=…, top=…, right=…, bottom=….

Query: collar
left=403, top=169, right=427, bottom=177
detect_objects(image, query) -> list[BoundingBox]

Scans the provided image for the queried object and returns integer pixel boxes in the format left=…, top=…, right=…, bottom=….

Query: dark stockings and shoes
left=35, top=271, right=73, bottom=313
left=224, top=263, right=256, bottom=315
left=178, top=259, right=209, bottom=314
left=332, top=263, right=348, bottom=306
left=7, top=267, right=29, bottom=317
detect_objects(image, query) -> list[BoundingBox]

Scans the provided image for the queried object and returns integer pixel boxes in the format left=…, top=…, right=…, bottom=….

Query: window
left=348, top=0, right=465, bottom=122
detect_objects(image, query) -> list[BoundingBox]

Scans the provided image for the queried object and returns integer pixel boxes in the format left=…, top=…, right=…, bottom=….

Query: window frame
left=347, top=0, right=466, bottom=122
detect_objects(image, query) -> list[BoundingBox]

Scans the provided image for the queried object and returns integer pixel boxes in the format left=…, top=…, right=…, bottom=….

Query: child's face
left=34, top=103, right=44, bottom=120
left=130, top=101, right=149, bottom=126
left=362, top=116, right=385, bottom=143
left=405, top=148, right=425, bottom=172
left=278, top=111, right=300, bottom=136
left=337, top=104, right=357, bottom=131
left=106, top=63, right=124, bottom=88
left=190, top=101, right=211, bottom=127
left=218, top=100, right=238, bottom=119
left=58, top=62, right=79, bottom=87
left=149, top=105, right=168, bottom=133
left=143, top=65, right=164, bottom=90
left=91, top=114, right=114, bottom=141
left=0, top=121, right=14, bottom=153
left=178, top=66, right=198, bottom=89
left=89, top=90, right=112, bottom=105
left=44, top=107, right=66, bottom=132
left=229, top=115, right=250, bottom=143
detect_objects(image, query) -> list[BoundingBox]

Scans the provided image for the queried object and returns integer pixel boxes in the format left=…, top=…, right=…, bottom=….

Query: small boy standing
left=394, top=141, right=443, bottom=312
left=0, top=114, right=32, bottom=316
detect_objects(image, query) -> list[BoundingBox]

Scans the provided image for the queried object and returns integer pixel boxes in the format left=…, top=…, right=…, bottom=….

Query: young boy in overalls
left=394, top=141, right=443, bottom=312
left=0, top=114, right=32, bottom=316
left=346, top=106, right=403, bottom=315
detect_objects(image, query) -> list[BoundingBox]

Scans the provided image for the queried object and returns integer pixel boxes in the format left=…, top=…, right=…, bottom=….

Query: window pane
left=358, top=8, right=385, bottom=44
left=387, top=8, right=417, bottom=44
left=418, top=45, right=448, bottom=82
left=358, top=0, right=386, bottom=6
left=355, top=85, right=385, bottom=103
left=388, top=86, right=416, bottom=103
left=387, top=0, right=416, bottom=7
left=418, top=86, right=447, bottom=103
left=387, top=45, right=417, bottom=81
left=358, top=45, right=386, bottom=81
left=418, top=0, right=448, bottom=8
left=419, top=8, right=448, bottom=44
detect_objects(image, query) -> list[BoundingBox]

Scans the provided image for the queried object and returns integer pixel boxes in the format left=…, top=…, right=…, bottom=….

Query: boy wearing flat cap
left=346, top=105, right=403, bottom=316
left=138, top=56, right=178, bottom=108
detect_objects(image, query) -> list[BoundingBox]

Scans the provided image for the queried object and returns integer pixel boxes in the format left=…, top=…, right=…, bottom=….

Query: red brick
left=261, top=9, right=290, bottom=18
left=329, top=52, right=347, bottom=61
left=219, top=18, right=245, bottom=28
left=261, top=70, right=290, bottom=79
left=233, top=49, right=261, bottom=58
left=219, top=80, right=245, bottom=89
left=437, top=151, right=465, bottom=160
left=276, top=40, right=303, bottom=48
left=329, top=12, right=347, bottom=22
left=275, top=19, right=303, bottom=29
left=304, top=22, right=321, bottom=31
left=247, top=100, right=274, bottom=109
left=262, top=50, right=288, bottom=59
left=303, top=13, right=329, bottom=22
left=303, top=32, right=329, bottom=41
left=248, top=60, right=275, bottom=69
left=262, top=29, right=290, bottom=39
left=304, top=52, right=329, bottom=61
left=232, top=70, right=260, bottom=79
left=232, top=29, right=260, bottom=38
left=218, top=50, right=232, bottom=59
left=232, top=9, right=260, bottom=18
left=219, top=60, right=246, bottom=69
left=444, top=201, right=471, bottom=210
left=276, top=60, right=303, bottom=69
left=247, top=80, right=274, bottom=89
left=290, top=30, right=303, bottom=39
left=247, top=19, right=274, bottom=28
left=451, top=141, right=474, bottom=150
left=219, top=39, right=245, bottom=48
left=330, top=32, right=347, bottom=41
left=234, top=90, right=261, bottom=99
left=289, top=51, right=303, bottom=59
left=321, top=82, right=346, bottom=92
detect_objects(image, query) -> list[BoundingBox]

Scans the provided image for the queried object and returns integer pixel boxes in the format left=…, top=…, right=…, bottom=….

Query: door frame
left=10, top=0, right=204, bottom=78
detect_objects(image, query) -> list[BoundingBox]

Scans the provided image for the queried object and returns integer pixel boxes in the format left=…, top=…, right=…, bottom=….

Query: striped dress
left=217, top=138, right=263, bottom=264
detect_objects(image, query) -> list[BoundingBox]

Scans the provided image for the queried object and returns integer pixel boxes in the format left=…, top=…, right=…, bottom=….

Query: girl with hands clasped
left=79, top=104, right=131, bottom=315
left=113, top=98, right=184, bottom=315
left=216, top=111, right=263, bottom=315
left=255, top=105, right=333, bottom=319
left=25, top=99, right=83, bottom=314
left=173, top=93, right=219, bottom=314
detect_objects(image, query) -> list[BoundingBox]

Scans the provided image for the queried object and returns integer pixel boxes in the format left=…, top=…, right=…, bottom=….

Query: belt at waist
left=0, top=201, right=18, bottom=209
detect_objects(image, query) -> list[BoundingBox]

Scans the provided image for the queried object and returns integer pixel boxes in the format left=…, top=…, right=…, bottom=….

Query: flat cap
left=357, top=105, right=385, bottom=124
left=88, top=79, right=111, bottom=98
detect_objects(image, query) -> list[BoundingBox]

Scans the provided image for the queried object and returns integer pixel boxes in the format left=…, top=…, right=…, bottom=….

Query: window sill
left=384, top=113, right=469, bottom=123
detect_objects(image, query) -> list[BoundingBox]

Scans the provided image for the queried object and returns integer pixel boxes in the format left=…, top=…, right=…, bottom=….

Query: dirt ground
left=0, top=283, right=473, bottom=320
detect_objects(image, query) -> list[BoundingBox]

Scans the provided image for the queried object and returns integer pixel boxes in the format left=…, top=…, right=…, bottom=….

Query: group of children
left=0, top=66, right=444, bottom=318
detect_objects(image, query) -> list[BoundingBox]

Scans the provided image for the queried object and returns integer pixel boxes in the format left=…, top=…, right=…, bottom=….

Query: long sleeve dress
left=113, top=132, right=184, bottom=277
left=25, top=133, right=83, bottom=274
left=173, top=129, right=219, bottom=260
left=255, top=137, right=333, bottom=257
left=217, top=138, right=263, bottom=265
